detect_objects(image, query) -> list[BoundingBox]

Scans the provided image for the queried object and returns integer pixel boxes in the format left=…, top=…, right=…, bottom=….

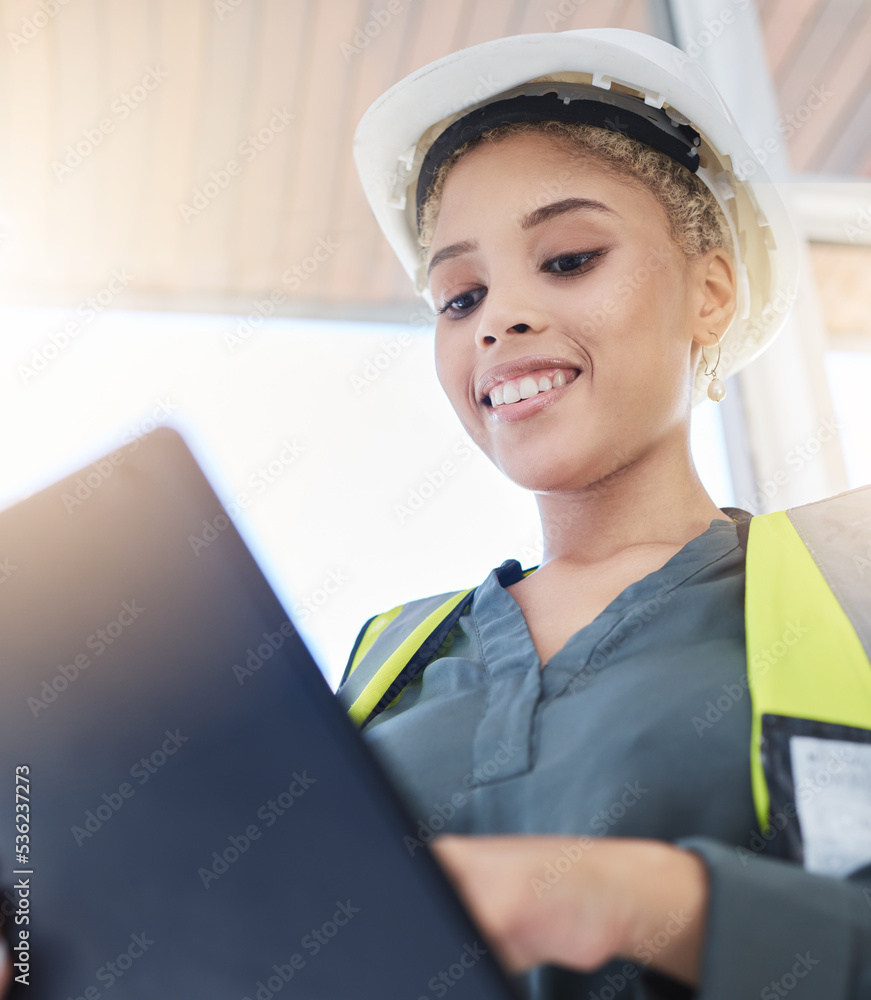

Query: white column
left=668, top=0, right=848, bottom=512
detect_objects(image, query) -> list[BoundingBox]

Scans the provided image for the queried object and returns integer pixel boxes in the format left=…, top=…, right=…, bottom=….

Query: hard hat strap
left=416, top=89, right=701, bottom=232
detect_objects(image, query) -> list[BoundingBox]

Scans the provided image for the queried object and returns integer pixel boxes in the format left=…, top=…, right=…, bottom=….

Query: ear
left=689, top=247, right=738, bottom=350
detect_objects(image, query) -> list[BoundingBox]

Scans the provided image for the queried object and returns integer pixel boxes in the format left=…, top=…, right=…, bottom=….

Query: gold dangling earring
left=703, top=332, right=726, bottom=402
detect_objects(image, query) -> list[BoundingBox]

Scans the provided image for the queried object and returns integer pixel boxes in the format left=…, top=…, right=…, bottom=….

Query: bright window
left=1, top=305, right=736, bottom=687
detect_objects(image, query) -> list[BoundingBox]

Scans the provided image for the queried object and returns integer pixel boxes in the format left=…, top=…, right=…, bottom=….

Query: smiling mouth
left=485, top=367, right=581, bottom=407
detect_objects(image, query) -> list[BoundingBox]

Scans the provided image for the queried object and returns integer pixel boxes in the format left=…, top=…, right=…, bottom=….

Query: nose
left=473, top=286, right=544, bottom=348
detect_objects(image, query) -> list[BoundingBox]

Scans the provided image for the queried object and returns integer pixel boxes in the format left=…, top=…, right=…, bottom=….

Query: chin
left=496, top=457, right=587, bottom=495
left=496, top=440, right=635, bottom=495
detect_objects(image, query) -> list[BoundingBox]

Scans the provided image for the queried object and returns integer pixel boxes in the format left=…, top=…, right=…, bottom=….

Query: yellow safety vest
left=338, top=486, right=871, bottom=860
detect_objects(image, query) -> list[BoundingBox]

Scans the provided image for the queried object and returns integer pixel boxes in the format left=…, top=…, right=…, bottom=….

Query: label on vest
left=789, top=735, right=871, bottom=877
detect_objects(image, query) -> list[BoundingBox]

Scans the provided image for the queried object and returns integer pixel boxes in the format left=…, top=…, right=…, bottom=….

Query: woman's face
left=427, top=132, right=727, bottom=494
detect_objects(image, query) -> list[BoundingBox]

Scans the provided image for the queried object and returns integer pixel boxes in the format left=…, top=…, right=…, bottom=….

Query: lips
left=476, top=357, right=582, bottom=406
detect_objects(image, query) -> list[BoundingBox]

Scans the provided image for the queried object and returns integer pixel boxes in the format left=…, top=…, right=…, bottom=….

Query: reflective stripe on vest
left=339, top=588, right=475, bottom=728
left=339, top=487, right=871, bottom=849
left=745, top=485, right=871, bottom=835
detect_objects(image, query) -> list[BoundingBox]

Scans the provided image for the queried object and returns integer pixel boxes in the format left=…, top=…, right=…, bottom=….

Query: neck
left=533, top=430, right=729, bottom=568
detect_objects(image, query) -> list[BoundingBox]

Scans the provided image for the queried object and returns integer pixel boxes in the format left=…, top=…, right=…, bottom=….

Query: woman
left=340, top=28, right=871, bottom=1000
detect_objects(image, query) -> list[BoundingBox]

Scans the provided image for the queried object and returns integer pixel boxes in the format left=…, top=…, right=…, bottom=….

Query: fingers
left=427, top=834, right=672, bottom=977
left=429, top=835, right=536, bottom=971
left=429, top=834, right=609, bottom=973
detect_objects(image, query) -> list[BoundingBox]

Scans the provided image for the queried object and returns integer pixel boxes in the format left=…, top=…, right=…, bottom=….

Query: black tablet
left=0, top=427, right=520, bottom=1000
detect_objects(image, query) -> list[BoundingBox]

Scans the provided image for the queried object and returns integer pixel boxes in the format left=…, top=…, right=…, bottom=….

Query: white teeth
left=487, top=369, right=576, bottom=406
left=502, top=382, right=521, bottom=404
left=518, top=376, right=539, bottom=399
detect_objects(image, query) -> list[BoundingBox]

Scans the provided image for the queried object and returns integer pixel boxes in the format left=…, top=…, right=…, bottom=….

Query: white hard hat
left=354, top=28, right=800, bottom=405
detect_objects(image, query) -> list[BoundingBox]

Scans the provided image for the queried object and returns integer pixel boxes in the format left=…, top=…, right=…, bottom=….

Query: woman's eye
left=545, top=251, right=601, bottom=275
left=437, top=287, right=486, bottom=318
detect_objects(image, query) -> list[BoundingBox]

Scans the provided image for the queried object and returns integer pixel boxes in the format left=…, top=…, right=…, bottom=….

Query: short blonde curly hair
left=418, top=119, right=734, bottom=263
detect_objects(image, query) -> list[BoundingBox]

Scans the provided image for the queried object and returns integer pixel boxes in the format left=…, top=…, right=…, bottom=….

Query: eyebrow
left=426, top=198, right=617, bottom=277
left=427, top=239, right=478, bottom=278
left=520, top=197, right=617, bottom=230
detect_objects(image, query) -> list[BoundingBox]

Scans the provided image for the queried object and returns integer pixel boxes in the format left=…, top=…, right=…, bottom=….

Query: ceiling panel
left=0, top=0, right=867, bottom=318
left=757, top=0, right=871, bottom=175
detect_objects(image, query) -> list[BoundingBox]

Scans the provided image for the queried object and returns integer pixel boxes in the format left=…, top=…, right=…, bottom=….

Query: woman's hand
left=429, top=834, right=708, bottom=987
left=0, top=839, right=706, bottom=996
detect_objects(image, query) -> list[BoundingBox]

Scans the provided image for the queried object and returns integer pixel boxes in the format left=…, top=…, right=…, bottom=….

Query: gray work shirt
left=357, top=518, right=871, bottom=999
